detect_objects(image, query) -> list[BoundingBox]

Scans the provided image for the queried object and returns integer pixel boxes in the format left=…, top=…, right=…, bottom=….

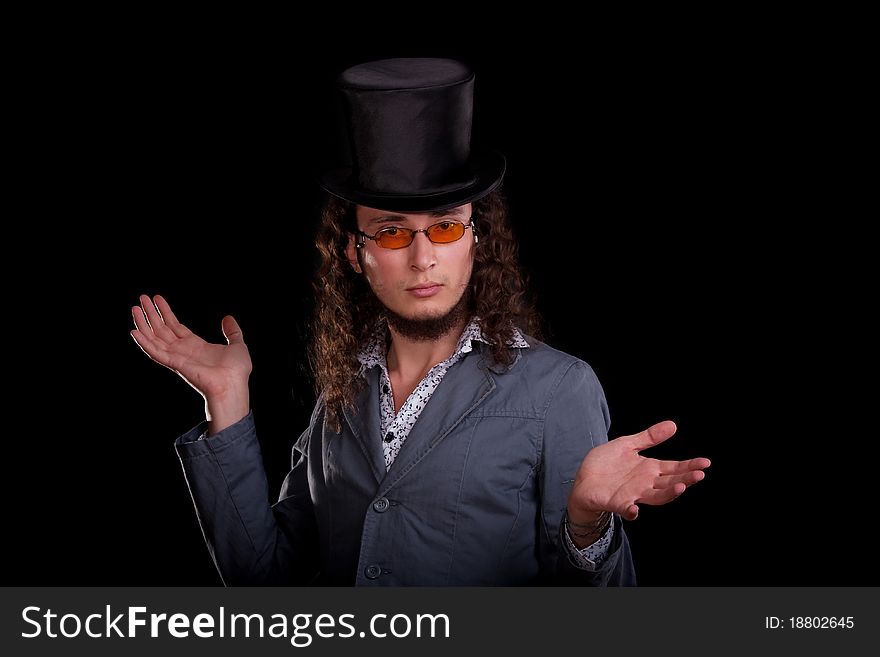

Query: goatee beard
left=384, top=288, right=472, bottom=342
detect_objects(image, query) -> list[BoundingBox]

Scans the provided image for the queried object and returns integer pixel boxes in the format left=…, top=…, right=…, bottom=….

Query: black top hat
left=320, top=58, right=506, bottom=213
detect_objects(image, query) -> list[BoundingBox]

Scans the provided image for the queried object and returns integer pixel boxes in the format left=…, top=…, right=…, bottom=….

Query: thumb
left=221, top=315, right=245, bottom=345
left=627, top=420, right=677, bottom=452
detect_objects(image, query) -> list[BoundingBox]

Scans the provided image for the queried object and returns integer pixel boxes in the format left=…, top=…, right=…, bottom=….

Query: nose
left=408, top=230, right=437, bottom=271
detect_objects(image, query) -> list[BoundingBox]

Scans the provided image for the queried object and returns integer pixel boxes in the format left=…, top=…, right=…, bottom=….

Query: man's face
left=346, top=203, right=475, bottom=323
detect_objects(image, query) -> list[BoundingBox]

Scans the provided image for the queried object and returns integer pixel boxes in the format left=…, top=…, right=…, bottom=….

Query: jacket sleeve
left=537, top=360, right=638, bottom=586
left=175, top=411, right=319, bottom=585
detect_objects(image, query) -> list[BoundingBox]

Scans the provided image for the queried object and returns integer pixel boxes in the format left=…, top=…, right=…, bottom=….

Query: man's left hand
left=568, top=421, right=710, bottom=522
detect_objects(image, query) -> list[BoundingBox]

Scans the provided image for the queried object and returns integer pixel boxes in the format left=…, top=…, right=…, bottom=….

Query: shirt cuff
left=562, top=515, right=615, bottom=571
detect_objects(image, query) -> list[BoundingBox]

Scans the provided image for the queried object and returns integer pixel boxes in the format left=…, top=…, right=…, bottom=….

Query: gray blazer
left=175, top=338, right=636, bottom=586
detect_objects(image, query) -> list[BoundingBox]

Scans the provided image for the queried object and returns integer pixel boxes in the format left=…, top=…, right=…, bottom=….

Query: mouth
left=406, top=282, right=443, bottom=298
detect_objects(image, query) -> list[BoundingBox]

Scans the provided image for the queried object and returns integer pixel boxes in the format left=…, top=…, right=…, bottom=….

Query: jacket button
left=365, top=564, right=382, bottom=579
left=373, top=497, right=389, bottom=512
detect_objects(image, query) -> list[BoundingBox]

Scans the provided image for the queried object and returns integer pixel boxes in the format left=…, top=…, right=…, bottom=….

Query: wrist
left=563, top=507, right=612, bottom=549
left=204, top=386, right=250, bottom=436
left=566, top=503, right=605, bottom=526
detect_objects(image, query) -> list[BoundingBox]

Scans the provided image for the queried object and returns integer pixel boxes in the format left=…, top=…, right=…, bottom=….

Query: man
left=131, top=58, right=709, bottom=585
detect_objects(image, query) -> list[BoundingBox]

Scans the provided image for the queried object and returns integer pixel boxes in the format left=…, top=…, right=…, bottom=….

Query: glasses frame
left=355, top=217, right=476, bottom=250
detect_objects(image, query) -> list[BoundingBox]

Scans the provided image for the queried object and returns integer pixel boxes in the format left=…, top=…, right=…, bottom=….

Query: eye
left=438, top=222, right=453, bottom=230
left=382, top=227, right=400, bottom=236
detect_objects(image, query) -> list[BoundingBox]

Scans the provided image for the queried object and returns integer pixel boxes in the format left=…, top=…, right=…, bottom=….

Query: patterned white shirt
left=356, top=316, right=614, bottom=570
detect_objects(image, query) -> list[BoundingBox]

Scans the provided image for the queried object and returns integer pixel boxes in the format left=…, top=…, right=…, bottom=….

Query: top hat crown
left=320, top=58, right=506, bottom=212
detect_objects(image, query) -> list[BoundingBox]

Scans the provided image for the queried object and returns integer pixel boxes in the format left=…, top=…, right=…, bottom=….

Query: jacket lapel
left=342, top=367, right=387, bottom=486
left=376, top=347, right=496, bottom=496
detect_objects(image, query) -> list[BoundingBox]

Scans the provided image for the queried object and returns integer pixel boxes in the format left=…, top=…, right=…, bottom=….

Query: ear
left=345, top=233, right=361, bottom=273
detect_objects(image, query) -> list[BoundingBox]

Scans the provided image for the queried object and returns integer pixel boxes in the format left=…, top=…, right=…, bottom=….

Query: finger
left=622, top=503, right=639, bottom=521
left=222, top=315, right=245, bottom=345
left=627, top=420, right=677, bottom=452
left=153, top=295, right=191, bottom=339
left=639, top=482, right=687, bottom=506
left=130, top=329, right=168, bottom=365
left=657, top=457, right=712, bottom=475
left=654, top=469, right=705, bottom=490
left=132, top=305, right=153, bottom=336
left=139, top=294, right=176, bottom=341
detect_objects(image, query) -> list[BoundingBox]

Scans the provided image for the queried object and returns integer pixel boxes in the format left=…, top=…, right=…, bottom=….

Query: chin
left=382, top=287, right=472, bottom=340
left=393, top=293, right=442, bottom=311
left=398, top=305, right=450, bottom=321
left=397, top=295, right=459, bottom=316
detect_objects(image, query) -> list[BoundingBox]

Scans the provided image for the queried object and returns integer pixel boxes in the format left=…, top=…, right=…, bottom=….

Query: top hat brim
left=319, top=150, right=506, bottom=213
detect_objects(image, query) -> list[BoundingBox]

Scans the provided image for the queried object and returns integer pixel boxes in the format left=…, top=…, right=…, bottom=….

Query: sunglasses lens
left=427, top=221, right=465, bottom=243
left=375, top=228, right=414, bottom=249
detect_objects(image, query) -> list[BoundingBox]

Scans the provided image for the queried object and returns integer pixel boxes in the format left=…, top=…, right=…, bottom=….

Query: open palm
left=130, top=294, right=252, bottom=399
left=569, top=421, right=710, bottom=521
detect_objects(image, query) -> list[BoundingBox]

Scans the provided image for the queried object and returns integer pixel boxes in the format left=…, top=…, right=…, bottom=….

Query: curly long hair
left=308, top=188, right=541, bottom=432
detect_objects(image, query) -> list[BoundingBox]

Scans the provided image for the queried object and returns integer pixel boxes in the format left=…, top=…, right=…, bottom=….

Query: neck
left=386, top=315, right=469, bottom=381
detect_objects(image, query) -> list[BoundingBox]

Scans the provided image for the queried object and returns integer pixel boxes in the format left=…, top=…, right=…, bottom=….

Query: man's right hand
left=131, top=294, right=252, bottom=435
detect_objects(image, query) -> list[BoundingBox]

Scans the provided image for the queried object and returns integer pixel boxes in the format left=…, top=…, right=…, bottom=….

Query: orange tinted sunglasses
left=356, top=218, right=476, bottom=250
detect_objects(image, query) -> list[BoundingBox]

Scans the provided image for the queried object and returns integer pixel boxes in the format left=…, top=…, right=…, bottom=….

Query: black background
left=8, top=29, right=872, bottom=587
